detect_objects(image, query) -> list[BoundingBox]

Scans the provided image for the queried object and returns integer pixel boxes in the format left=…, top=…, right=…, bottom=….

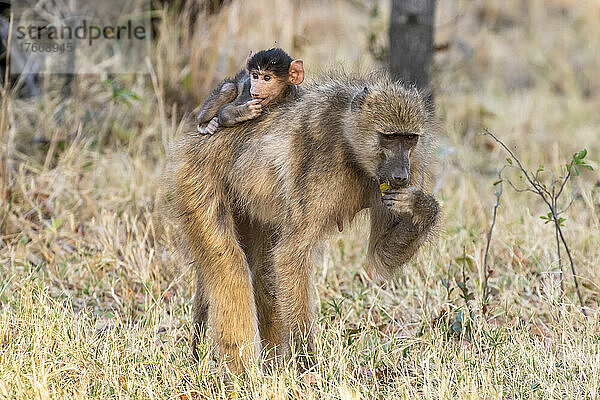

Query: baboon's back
left=167, top=74, right=433, bottom=236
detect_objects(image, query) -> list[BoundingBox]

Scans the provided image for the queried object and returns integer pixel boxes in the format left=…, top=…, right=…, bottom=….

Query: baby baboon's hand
left=245, top=99, right=262, bottom=118
left=382, top=186, right=439, bottom=232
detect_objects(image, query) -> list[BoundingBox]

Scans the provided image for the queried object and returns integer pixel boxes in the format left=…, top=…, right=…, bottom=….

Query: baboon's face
left=351, top=87, right=426, bottom=189
left=375, top=131, right=420, bottom=188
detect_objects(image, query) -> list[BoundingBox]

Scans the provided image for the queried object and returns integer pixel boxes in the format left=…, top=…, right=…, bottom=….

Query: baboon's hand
left=381, top=187, right=417, bottom=214
left=245, top=99, right=262, bottom=118
left=382, top=186, right=439, bottom=232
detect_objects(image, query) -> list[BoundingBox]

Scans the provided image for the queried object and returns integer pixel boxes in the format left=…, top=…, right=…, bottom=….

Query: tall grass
left=0, top=0, right=599, bottom=398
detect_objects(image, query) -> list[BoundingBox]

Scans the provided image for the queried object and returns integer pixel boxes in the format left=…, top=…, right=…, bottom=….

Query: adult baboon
left=163, top=74, right=440, bottom=373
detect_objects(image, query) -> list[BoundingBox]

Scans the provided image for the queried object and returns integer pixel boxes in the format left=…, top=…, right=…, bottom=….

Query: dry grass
left=1, top=0, right=600, bottom=398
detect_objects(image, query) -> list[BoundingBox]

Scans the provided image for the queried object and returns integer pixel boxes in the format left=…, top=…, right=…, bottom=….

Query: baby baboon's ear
left=350, top=87, right=370, bottom=111
left=288, top=60, right=304, bottom=85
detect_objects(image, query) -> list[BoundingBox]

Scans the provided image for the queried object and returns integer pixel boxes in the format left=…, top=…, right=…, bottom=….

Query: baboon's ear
left=350, top=87, right=370, bottom=111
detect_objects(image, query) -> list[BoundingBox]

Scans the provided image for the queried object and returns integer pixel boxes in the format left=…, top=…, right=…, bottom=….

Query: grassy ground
left=1, top=0, right=599, bottom=398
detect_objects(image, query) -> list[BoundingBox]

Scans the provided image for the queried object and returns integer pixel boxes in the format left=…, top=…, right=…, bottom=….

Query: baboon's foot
left=212, top=315, right=260, bottom=374
left=288, top=334, right=317, bottom=373
left=206, top=117, right=219, bottom=135
left=215, top=340, right=260, bottom=375
left=191, top=323, right=208, bottom=361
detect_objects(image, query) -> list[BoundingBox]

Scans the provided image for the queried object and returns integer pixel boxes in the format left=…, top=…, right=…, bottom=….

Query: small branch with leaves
left=483, top=129, right=592, bottom=316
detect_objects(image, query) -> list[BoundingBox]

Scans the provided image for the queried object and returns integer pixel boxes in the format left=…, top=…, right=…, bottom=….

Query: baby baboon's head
left=345, top=81, right=430, bottom=189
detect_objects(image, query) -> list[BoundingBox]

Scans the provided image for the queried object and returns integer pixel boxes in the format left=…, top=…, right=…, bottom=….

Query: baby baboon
left=164, top=73, right=440, bottom=373
left=196, top=48, right=304, bottom=135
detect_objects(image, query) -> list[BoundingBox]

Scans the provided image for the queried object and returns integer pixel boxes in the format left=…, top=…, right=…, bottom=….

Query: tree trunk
left=388, top=0, right=436, bottom=94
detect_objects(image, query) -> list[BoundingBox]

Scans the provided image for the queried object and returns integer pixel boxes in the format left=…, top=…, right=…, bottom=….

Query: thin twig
left=555, top=215, right=586, bottom=316
left=557, top=192, right=577, bottom=215
left=482, top=167, right=503, bottom=311
left=550, top=176, right=564, bottom=294
left=553, top=198, right=564, bottom=295
left=504, top=179, right=536, bottom=194
left=556, top=163, right=572, bottom=199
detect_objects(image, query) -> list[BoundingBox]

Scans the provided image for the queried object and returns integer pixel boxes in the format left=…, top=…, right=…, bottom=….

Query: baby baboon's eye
left=264, top=75, right=271, bottom=81
left=252, top=72, right=259, bottom=79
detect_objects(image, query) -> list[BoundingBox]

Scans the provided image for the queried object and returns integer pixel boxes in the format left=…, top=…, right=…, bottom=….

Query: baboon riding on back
left=164, top=73, right=440, bottom=373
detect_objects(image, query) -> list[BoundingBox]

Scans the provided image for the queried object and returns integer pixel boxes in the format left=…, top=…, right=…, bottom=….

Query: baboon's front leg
left=272, top=235, right=316, bottom=370
left=218, top=99, right=262, bottom=127
left=188, top=225, right=260, bottom=373
left=368, top=186, right=440, bottom=278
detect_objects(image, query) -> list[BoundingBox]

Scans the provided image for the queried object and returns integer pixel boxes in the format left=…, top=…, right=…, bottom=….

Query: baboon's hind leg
left=272, top=232, right=317, bottom=371
left=254, top=260, right=283, bottom=360
left=237, top=221, right=283, bottom=361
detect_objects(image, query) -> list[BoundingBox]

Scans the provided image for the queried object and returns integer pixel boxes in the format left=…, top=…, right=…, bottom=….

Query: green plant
left=484, top=129, right=593, bottom=315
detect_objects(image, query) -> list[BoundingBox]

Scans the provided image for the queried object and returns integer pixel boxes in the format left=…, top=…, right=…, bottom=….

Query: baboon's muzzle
left=389, top=165, right=410, bottom=188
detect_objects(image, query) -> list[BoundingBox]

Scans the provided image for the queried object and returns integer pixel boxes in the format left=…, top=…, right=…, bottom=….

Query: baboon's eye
left=252, top=72, right=259, bottom=79
left=379, top=131, right=411, bottom=141
left=264, top=75, right=271, bottom=81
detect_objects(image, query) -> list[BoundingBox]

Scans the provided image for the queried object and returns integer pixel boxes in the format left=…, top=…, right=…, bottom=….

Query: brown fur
left=163, top=73, right=440, bottom=373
